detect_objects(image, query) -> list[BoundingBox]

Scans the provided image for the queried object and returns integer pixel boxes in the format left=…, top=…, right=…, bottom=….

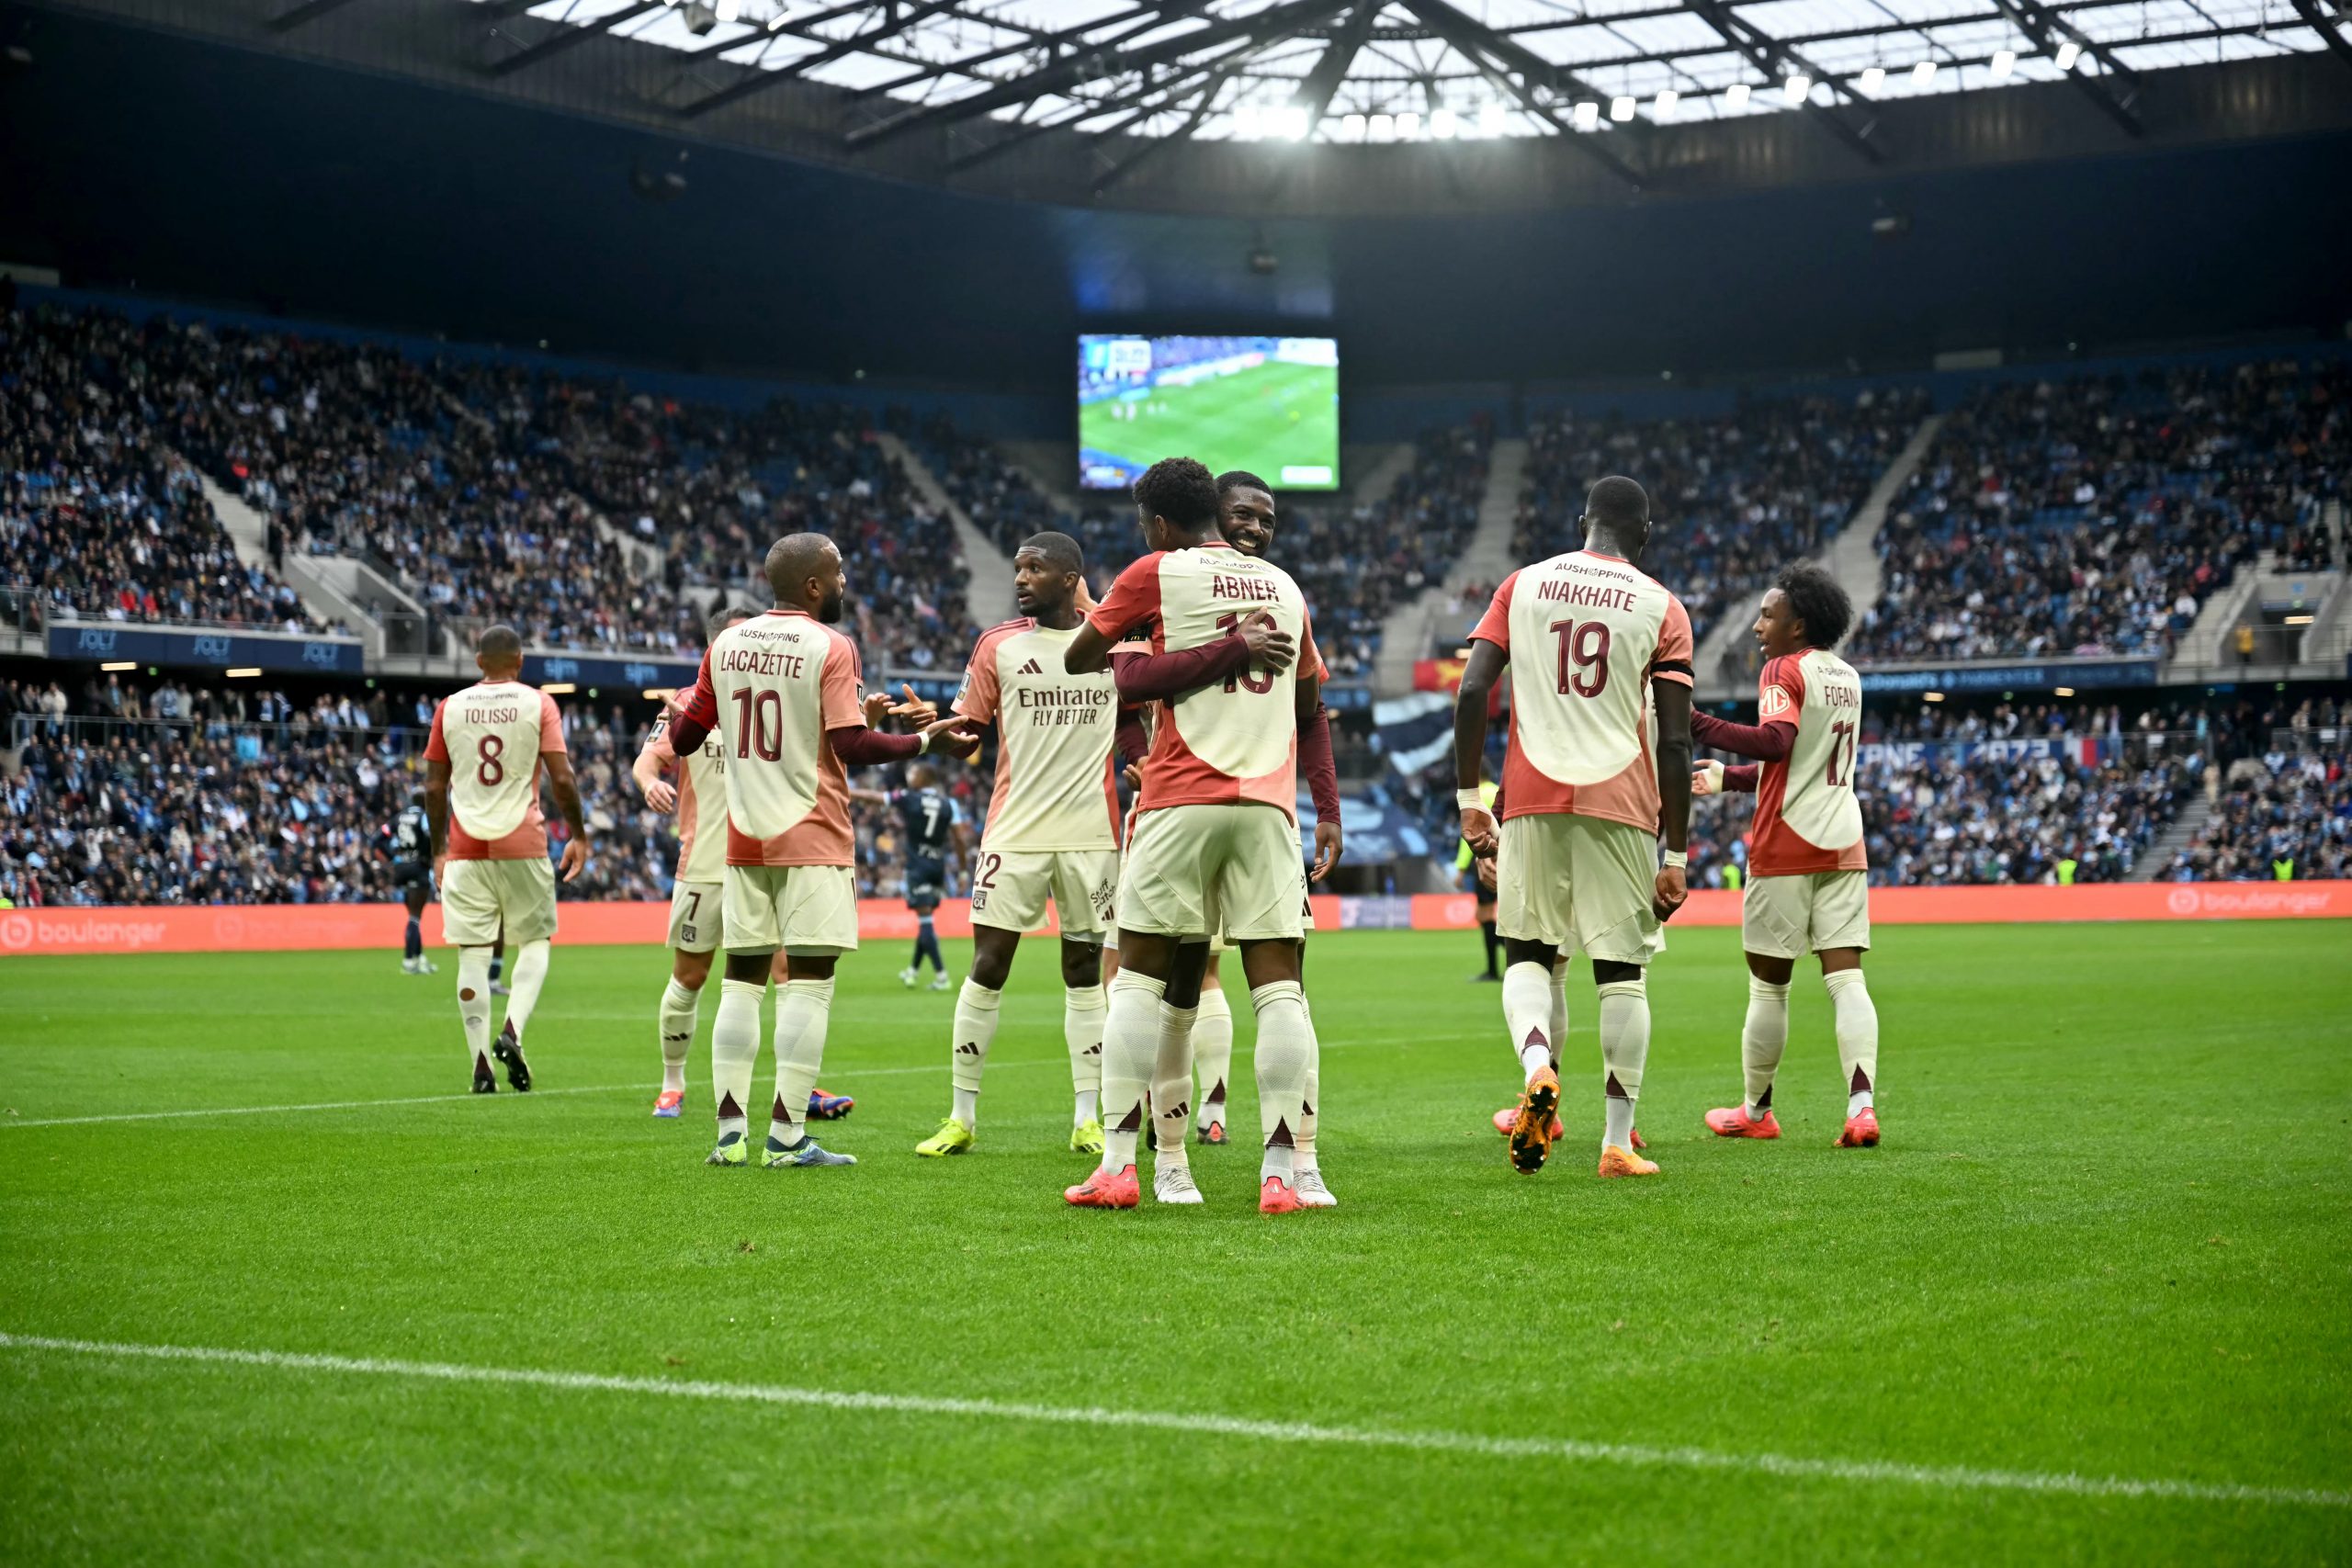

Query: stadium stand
left=2165, top=744, right=2350, bottom=882
left=1, top=306, right=328, bottom=634
left=1849, top=358, right=2350, bottom=661
left=1513, top=391, right=1928, bottom=646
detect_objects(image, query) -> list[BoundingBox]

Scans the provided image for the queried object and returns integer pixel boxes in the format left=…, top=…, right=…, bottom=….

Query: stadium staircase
left=997, top=441, right=1082, bottom=516
left=1694, top=412, right=1944, bottom=703
left=184, top=467, right=427, bottom=660
left=1344, top=442, right=1415, bottom=506
left=876, top=432, right=1016, bottom=622
left=1372, top=438, right=1525, bottom=695
left=2166, top=543, right=2346, bottom=680
left=2131, top=793, right=2215, bottom=881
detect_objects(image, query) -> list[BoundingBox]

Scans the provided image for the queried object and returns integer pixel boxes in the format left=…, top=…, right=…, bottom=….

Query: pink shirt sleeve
left=1758, top=653, right=1804, bottom=718
left=538, top=692, right=567, bottom=752
left=954, top=633, right=1001, bottom=724
left=1302, top=607, right=1328, bottom=685
left=424, top=699, right=449, bottom=762
left=1086, top=554, right=1164, bottom=643
left=1470, top=572, right=1519, bottom=651
left=1650, top=595, right=1696, bottom=688
left=820, top=636, right=865, bottom=732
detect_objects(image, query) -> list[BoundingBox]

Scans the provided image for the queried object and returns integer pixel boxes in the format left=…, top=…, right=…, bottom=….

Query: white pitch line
left=0, top=1333, right=2339, bottom=1510
left=0, top=1084, right=645, bottom=1129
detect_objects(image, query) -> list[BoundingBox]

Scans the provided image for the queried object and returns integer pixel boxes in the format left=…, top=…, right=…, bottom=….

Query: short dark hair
left=1017, top=531, right=1084, bottom=579
left=1775, top=560, right=1853, bottom=649
left=1216, top=469, right=1273, bottom=500
left=707, top=604, right=754, bottom=640
left=476, top=624, right=523, bottom=663
left=1584, top=475, right=1649, bottom=530
left=1134, top=457, right=1219, bottom=532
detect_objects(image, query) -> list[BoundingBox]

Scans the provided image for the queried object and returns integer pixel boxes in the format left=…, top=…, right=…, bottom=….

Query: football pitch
left=3, top=922, right=2346, bottom=1564
left=1080, top=359, right=1339, bottom=488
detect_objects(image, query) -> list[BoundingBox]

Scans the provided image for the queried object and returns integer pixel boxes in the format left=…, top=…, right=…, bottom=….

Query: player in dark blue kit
left=382, top=791, right=437, bottom=975
left=876, top=764, right=961, bottom=992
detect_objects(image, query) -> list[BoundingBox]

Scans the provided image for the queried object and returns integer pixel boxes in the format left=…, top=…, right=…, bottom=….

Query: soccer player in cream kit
left=1454, top=476, right=1696, bottom=1179
left=914, top=530, right=1137, bottom=1160
left=1060, top=457, right=1329, bottom=1213
left=424, top=624, right=591, bottom=1094
left=1690, top=563, right=1883, bottom=1148
left=661, top=533, right=978, bottom=1169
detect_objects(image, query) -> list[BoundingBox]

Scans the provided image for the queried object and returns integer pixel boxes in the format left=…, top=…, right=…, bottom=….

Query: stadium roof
left=24, top=0, right=2352, bottom=209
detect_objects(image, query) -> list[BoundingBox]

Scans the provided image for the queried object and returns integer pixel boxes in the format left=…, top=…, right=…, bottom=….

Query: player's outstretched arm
left=631, top=729, right=678, bottom=815
left=1063, top=620, right=1116, bottom=675
left=1452, top=640, right=1507, bottom=857
left=543, top=751, right=591, bottom=883
left=1652, top=678, right=1693, bottom=919
left=1690, top=708, right=1796, bottom=763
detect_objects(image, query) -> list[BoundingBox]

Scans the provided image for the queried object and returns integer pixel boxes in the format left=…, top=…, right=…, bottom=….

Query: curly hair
left=1133, top=457, right=1220, bottom=533
left=1775, top=560, right=1854, bottom=649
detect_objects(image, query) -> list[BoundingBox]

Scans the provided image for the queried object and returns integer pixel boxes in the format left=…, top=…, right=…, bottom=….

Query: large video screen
left=1078, top=334, right=1340, bottom=492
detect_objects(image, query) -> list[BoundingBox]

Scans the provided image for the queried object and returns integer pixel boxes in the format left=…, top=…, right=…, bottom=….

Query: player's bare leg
left=1822, top=948, right=1880, bottom=1146
left=654, top=946, right=713, bottom=1118
left=1592, top=959, right=1660, bottom=1178
left=1192, top=953, right=1232, bottom=1145
left=1238, top=937, right=1316, bottom=1213
left=1060, top=936, right=1108, bottom=1156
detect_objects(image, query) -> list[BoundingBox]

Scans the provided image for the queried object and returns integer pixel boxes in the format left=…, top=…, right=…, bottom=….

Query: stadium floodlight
left=2055, top=39, right=2082, bottom=69
left=1234, top=105, right=1262, bottom=140
left=1724, top=82, right=1751, bottom=108
left=1343, top=111, right=1367, bottom=140
left=1653, top=88, right=1678, bottom=118
left=1573, top=99, right=1600, bottom=130
left=1611, top=95, right=1634, bottom=121
left=1397, top=110, right=1420, bottom=139
left=1369, top=111, right=1395, bottom=141
left=1276, top=105, right=1308, bottom=141
left=1477, top=103, right=1506, bottom=136
left=1430, top=106, right=1457, bottom=139
left=1990, top=49, right=2016, bottom=79
left=1783, top=73, right=1811, bottom=104
left=1859, top=65, right=1885, bottom=95
left=1913, top=58, right=1939, bottom=85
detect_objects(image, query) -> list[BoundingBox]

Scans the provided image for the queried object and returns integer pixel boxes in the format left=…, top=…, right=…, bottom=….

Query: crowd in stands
left=1512, top=390, right=1927, bottom=649
left=1850, top=357, right=2350, bottom=661
left=6, top=302, right=978, bottom=674
left=0, top=673, right=990, bottom=909
left=1, top=308, right=326, bottom=634
left=2165, top=750, right=2349, bottom=881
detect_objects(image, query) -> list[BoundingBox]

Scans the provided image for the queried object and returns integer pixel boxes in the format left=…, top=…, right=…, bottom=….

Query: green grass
left=3, top=923, right=2348, bottom=1565
left=1080, top=359, right=1339, bottom=487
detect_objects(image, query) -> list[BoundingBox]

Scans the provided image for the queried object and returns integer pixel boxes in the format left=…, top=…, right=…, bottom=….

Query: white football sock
left=767, top=977, right=834, bottom=1145
left=710, top=976, right=763, bottom=1138
left=1826, top=968, right=1879, bottom=1114
left=1063, top=983, right=1106, bottom=1126
left=1250, top=980, right=1315, bottom=1185
left=659, top=977, right=700, bottom=1096
left=1597, top=977, right=1650, bottom=1151
left=1099, top=969, right=1163, bottom=1174
left=1742, top=975, right=1791, bottom=1119
left=1150, top=1001, right=1199, bottom=1173
left=1549, top=955, right=1570, bottom=1066
left=1502, top=961, right=1555, bottom=1079
left=1192, top=987, right=1234, bottom=1130
left=503, top=939, right=551, bottom=1042
left=456, top=947, right=493, bottom=1073
left=951, top=977, right=1001, bottom=1131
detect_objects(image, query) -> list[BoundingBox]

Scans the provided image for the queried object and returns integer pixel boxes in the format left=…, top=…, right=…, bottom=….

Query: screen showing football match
left=1078, top=334, right=1340, bottom=492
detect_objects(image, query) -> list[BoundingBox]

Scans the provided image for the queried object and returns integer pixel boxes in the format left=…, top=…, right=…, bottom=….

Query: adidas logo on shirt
left=1017, top=659, right=1044, bottom=675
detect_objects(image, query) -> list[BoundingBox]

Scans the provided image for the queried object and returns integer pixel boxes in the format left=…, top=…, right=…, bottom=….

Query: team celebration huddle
left=418, top=456, right=1883, bottom=1213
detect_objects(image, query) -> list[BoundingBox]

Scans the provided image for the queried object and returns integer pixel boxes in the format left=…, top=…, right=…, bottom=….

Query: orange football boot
left=1490, top=1105, right=1643, bottom=1149
left=1259, top=1176, right=1306, bottom=1213
left=1064, top=1164, right=1140, bottom=1209
left=1597, top=1145, right=1660, bottom=1178
left=1836, top=1107, right=1881, bottom=1148
left=651, top=1089, right=685, bottom=1119
left=1705, top=1104, right=1781, bottom=1139
left=1507, top=1068, right=1561, bottom=1174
